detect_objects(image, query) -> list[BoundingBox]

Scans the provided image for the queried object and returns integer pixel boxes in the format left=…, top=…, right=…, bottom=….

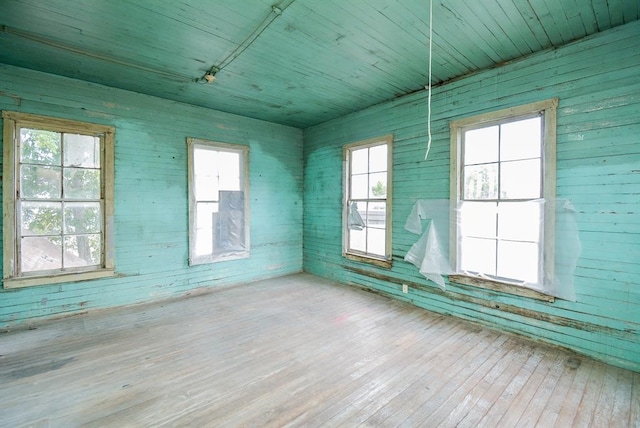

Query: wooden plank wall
left=303, top=21, right=640, bottom=371
left=0, top=64, right=303, bottom=325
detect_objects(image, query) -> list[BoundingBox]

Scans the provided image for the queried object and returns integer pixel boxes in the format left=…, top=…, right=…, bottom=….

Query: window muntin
left=450, top=99, right=557, bottom=289
left=3, top=111, right=115, bottom=288
left=187, top=138, right=249, bottom=265
left=343, top=135, right=392, bottom=264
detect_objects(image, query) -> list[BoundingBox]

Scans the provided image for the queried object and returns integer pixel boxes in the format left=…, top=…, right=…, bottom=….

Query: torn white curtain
left=404, top=199, right=452, bottom=290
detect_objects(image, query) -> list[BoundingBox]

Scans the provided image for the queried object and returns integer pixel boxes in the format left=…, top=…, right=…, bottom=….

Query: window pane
left=195, top=171, right=219, bottom=201
left=369, top=144, right=387, bottom=172
left=351, top=148, right=368, bottom=174
left=500, top=117, right=541, bottom=161
left=219, top=172, right=240, bottom=191
left=497, top=240, right=539, bottom=283
left=20, top=165, right=62, bottom=199
left=464, top=163, right=498, bottom=199
left=368, top=172, right=387, bottom=198
left=194, top=148, right=219, bottom=200
left=464, top=126, right=498, bottom=165
left=64, top=168, right=101, bottom=199
left=460, top=237, right=496, bottom=276
left=194, top=202, right=217, bottom=257
left=497, top=202, right=541, bottom=242
left=218, top=151, right=241, bottom=191
left=367, top=226, right=386, bottom=256
left=459, top=201, right=496, bottom=239
left=20, top=129, right=61, bottom=166
left=500, top=159, right=541, bottom=199
left=350, top=174, right=368, bottom=199
left=63, top=134, right=100, bottom=168
left=64, top=234, right=101, bottom=267
left=366, top=201, right=386, bottom=227
left=349, top=228, right=366, bottom=252
left=194, top=148, right=219, bottom=173
left=20, top=202, right=62, bottom=236
left=21, top=236, right=62, bottom=272
left=196, top=202, right=218, bottom=229
left=64, top=202, right=102, bottom=234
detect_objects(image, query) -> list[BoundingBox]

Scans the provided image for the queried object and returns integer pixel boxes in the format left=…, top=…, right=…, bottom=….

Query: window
left=2, top=111, right=115, bottom=288
left=450, top=99, right=557, bottom=294
left=187, top=138, right=249, bottom=265
left=343, top=135, right=393, bottom=266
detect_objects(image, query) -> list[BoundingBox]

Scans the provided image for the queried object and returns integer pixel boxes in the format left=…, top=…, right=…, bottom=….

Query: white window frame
left=2, top=111, right=115, bottom=289
left=342, top=135, right=393, bottom=267
left=449, top=99, right=558, bottom=300
left=187, top=138, right=249, bottom=266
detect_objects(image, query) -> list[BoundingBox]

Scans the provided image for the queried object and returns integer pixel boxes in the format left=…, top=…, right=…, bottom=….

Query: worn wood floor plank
left=629, top=371, right=640, bottom=427
left=533, top=355, right=581, bottom=427
left=377, top=329, right=509, bottom=426
left=0, top=273, right=637, bottom=427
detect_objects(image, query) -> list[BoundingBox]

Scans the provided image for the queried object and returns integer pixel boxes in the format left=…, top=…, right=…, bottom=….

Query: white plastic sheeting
left=403, top=199, right=581, bottom=301
left=212, top=190, right=247, bottom=260
left=404, top=199, right=452, bottom=290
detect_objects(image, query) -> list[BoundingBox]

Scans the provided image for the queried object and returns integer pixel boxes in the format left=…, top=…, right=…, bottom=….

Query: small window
left=450, top=99, right=557, bottom=293
left=343, top=135, right=393, bottom=266
left=2, top=111, right=115, bottom=288
left=187, top=138, right=249, bottom=265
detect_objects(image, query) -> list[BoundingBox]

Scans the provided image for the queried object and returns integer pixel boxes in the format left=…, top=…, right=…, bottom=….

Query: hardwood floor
left=1, top=273, right=638, bottom=427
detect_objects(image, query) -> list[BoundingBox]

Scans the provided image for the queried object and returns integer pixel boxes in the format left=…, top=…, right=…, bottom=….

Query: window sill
left=449, top=274, right=555, bottom=303
left=3, top=269, right=115, bottom=289
left=189, top=251, right=250, bottom=266
left=344, top=253, right=392, bottom=269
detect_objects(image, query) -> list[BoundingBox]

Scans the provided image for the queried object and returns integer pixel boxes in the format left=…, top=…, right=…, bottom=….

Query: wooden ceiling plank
left=605, top=0, right=626, bottom=27
left=442, top=2, right=507, bottom=64
left=484, top=0, right=536, bottom=56
left=2, top=2, right=237, bottom=79
left=591, top=0, right=613, bottom=31
left=621, top=0, right=639, bottom=23
left=576, top=0, right=599, bottom=34
left=540, top=0, right=583, bottom=44
left=427, top=3, right=497, bottom=72
left=319, top=1, right=432, bottom=82
left=235, top=9, right=411, bottom=99
left=510, top=0, right=553, bottom=48
left=529, top=0, right=568, bottom=45
left=462, top=0, right=533, bottom=61
left=367, top=1, right=479, bottom=82
left=561, top=0, right=590, bottom=41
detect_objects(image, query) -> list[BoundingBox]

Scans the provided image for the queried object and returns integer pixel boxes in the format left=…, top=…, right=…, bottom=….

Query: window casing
left=187, top=138, right=249, bottom=265
left=343, top=135, right=393, bottom=266
left=2, top=111, right=115, bottom=288
left=450, top=99, right=557, bottom=294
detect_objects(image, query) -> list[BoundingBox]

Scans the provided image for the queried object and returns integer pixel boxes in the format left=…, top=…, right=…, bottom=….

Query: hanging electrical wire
left=199, top=0, right=298, bottom=83
left=425, top=0, right=433, bottom=160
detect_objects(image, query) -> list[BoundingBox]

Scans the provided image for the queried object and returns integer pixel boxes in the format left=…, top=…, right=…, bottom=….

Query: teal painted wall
left=303, top=21, right=640, bottom=371
left=0, top=64, right=303, bottom=325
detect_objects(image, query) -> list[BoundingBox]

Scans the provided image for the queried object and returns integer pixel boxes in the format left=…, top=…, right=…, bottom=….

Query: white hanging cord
left=425, top=0, right=433, bottom=160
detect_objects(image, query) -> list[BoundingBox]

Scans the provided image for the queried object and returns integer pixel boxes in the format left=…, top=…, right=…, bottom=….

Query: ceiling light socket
left=204, top=73, right=216, bottom=83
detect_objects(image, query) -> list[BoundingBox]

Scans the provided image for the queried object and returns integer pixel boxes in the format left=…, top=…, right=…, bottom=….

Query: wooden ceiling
left=1, top=0, right=638, bottom=128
